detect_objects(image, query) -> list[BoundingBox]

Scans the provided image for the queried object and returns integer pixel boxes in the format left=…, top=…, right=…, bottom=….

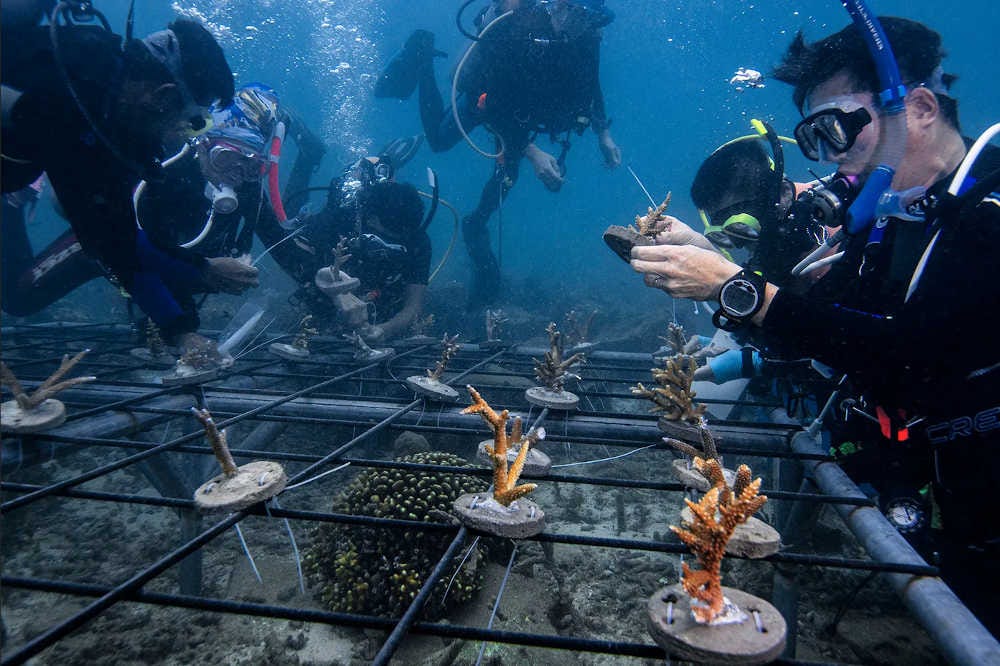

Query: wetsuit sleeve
left=404, top=231, right=432, bottom=286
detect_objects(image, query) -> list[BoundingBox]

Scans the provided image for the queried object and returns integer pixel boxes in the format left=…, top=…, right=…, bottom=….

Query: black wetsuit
left=418, top=5, right=609, bottom=305
left=255, top=193, right=431, bottom=329
left=1, top=25, right=207, bottom=339
left=758, top=143, right=1000, bottom=634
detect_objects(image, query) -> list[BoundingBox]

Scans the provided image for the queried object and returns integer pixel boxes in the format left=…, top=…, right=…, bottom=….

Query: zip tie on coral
left=234, top=523, right=263, bottom=584
left=752, top=609, right=763, bottom=633
left=441, top=535, right=481, bottom=606
left=283, top=462, right=352, bottom=491
left=666, top=598, right=675, bottom=625
left=551, top=444, right=656, bottom=469
left=268, top=498, right=306, bottom=594
left=475, top=544, right=519, bottom=666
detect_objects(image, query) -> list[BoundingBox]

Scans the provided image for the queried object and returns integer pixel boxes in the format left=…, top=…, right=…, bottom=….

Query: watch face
left=885, top=497, right=926, bottom=533
left=720, top=278, right=760, bottom=318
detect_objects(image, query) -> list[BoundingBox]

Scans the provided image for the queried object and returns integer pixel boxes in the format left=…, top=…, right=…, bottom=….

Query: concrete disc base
left=478, top=339, right=508, bottom=352
left=269, top=343, right=310, bottom=361
left=129, top=347, right=176, bottom=368
left=194, top=461, right=287, bottom=513
left=396, top=335, right=437, bottom=347
left=680, top=506, right=780, bottom=558
left=453, top=493, right=545, bottom=539
left=314, top=269, right=361, bottom=295
left=477, top=439, right=552, bottom=476
left=1, top=399, right=66, bottom=434
left=160, top=365, right=219, bottom=386
left=603, top=225, right=655, bottom=263
left=671, top=459, right=736, bottom=492
left=354, top=347, right=394, bottom=364
left=647, top=585, right=786, bottom=665
left=525, top=387, right=579, bottom=410
left=658, top=418, right=710, bottom=446
left=405, top=375, right=460, bottom=402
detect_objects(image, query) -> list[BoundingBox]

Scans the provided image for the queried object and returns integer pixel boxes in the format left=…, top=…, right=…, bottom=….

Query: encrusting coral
left=631, top=192, right=672, bottom=238
left=0, top=350, right=95, bottom=411
left=533, top=322, right=585, bottom=393
left=427, top=333, right=461, bottom=381
left=670, top=457, right=767, bottom=623
left=409, top=313, right=435, bottom=337
left=462, top=386, right=542, bottom=506
left=305, top=450, right=488, bottom=617
left=631, top=355, right=706, bottom=424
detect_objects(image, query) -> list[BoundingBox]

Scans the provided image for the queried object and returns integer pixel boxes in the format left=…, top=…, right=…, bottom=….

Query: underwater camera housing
left=785, top=173, right=859, bottom=236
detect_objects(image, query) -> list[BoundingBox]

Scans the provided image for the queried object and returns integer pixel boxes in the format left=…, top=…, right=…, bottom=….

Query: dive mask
left=794, top=104, right=872, bottom=162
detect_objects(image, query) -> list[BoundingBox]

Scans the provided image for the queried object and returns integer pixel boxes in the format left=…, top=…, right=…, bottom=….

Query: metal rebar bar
left=371, top=527, right=469, bottom=665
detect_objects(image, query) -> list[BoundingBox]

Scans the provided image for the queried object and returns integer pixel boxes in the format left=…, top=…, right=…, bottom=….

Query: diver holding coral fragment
left=629, top=16, right=1000, bottom=634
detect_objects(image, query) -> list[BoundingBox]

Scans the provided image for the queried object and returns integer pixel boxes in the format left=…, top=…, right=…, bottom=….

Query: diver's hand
left=524, top=143, right=564, bottom=192
left=630, top=244, right=741, bottom=302
left=202, top=256, right=259, bottom=294
left=598, top=130, right=621, bottom=169
left=653, top=217, right=719, bottom=253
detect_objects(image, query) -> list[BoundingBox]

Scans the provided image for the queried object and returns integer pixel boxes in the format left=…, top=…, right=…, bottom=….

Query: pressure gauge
left=884, top=497, right=927, bottom=534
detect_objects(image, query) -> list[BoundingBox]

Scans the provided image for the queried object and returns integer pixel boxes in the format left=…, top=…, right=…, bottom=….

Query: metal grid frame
left=2, top=322, right=996, bottom=665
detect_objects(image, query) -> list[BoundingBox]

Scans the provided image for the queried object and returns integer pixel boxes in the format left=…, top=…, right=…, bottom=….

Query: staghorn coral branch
left=293, top=315, right=319, bottom=350
left=462, top=385, right=538, bottom=506
left=331, top=237, right=353, bottom=275
left=2, top=350, right=95, bottom=410
left=669, top=457, right=768, bottom=623
left=427, top=333, right=461, bottom=381
left=192, top=407, right=238, bottom=477
left=631, top=193, right=672, bottom=237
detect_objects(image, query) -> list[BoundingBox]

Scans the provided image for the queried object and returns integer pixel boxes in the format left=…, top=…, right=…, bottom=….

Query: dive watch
left=713, top=269, right=767, bottom=331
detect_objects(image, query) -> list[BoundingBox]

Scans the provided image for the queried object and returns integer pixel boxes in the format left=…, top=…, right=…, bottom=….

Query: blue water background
left=29, top=0, right=1000, bottom=318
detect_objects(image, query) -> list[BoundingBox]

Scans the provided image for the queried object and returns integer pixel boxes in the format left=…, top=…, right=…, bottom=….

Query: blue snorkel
left=792, top=1, right=909, bottom=275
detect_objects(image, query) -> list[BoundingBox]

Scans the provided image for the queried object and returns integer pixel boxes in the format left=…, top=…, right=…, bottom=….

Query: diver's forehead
left=804, top=72, right=868, bottom=114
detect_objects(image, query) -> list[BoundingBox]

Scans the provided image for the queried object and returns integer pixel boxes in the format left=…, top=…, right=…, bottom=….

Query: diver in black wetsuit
left=255, top=154, right=432, bottom=344
left=1, top=11, right=256, bottom=358
left=377, top=0, right=621, bottom=308
left=2, top=83, right=326, bottom=352
left=629, top=17, right=1000, bottom=635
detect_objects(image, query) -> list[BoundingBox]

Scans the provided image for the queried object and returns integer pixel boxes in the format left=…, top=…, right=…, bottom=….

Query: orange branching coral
left=427, top=333, right=461, bottom=381
left=1, top=350, right=95, bottom=410
left=670, top=457, right=767, bottom=623
left=631, top=355, right=706, bottom=424
left=631, top=193, right=672, bottom=237
left=462, top=386, right=538, bottom=506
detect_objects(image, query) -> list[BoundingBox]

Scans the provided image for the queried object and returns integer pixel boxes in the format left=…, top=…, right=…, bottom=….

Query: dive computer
left=713, top=269, right=767, bottom=331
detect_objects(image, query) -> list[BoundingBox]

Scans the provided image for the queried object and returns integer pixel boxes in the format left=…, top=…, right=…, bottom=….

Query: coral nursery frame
left=1, top=322, right=996, bottom=665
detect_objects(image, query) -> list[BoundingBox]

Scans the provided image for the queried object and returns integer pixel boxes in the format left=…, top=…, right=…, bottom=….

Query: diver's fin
left=377, top=135, right=423, bottom=172
left=374, top=29, right=445, bottom=100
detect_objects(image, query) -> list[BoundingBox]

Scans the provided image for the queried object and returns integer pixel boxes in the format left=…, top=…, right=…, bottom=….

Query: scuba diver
left=1, top=6, right=253, bottom=358
left=254, top=147, right=432, bottom=344
left=376, top=0, right=622, bottom=308
left=629, top=16, right=1000, bottom=634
